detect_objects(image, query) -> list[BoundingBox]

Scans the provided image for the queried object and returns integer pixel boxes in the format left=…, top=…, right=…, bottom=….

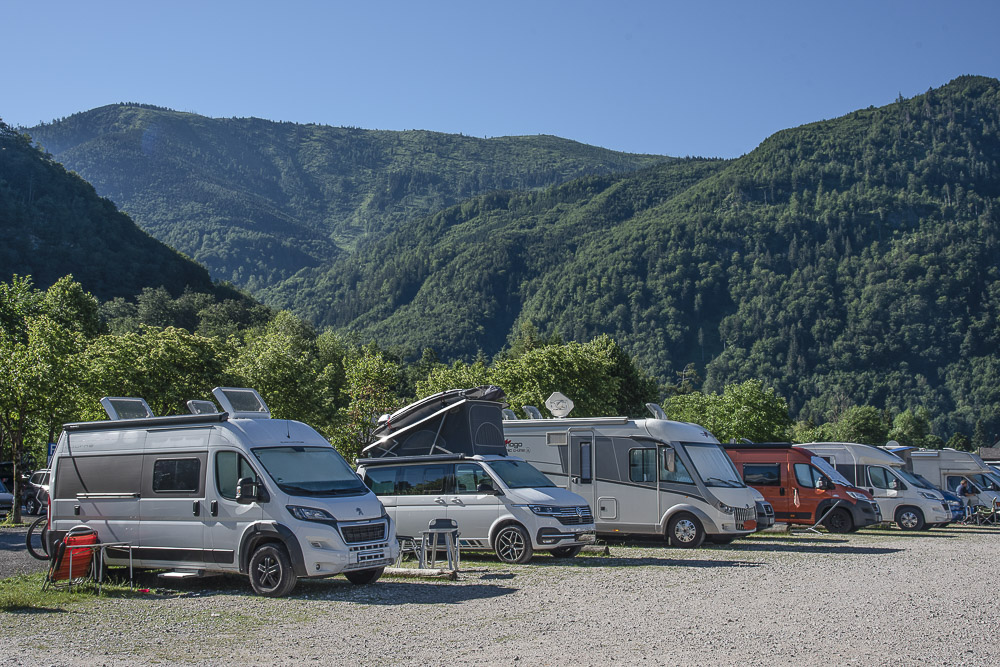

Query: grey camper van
left=48, top=388, right=397, bottom=596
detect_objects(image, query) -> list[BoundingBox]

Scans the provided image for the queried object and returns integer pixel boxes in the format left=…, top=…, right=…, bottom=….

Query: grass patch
left=0, top=572, right=149, bottom=612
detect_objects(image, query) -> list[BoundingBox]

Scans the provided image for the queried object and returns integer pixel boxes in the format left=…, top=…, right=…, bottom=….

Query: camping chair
left=421, top=518, right=460, bottom=571
left=974, top=501, right=1000, bottom=526
left=44, top=525, right=98, bottom=591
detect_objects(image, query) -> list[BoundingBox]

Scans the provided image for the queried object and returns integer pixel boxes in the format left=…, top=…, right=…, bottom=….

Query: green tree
left=667, top=380, right=791, bottom=443
left=330, top=347, right=402, bottom=461
left=826, top=405, right=890, bottom=445
left=887, top=407, right=936, bottom=449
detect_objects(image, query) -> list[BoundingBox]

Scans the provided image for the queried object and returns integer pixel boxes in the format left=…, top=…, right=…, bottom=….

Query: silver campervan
left=48, top=388, right=397, bottom=596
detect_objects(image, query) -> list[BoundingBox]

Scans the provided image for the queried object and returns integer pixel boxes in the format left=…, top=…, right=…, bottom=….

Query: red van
left=723, top=444, right=881, bottom=532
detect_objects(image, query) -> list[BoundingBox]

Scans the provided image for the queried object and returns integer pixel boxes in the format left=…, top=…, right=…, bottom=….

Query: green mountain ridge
left=268, top=75, right=1000, bottom=436
left=25, top=107, right=669, bottom=291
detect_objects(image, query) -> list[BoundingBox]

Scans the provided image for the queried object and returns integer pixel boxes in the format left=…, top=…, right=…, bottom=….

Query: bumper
left=849, top=500, right=882, bottom=528
left=535, top=525, right=596, bottom=547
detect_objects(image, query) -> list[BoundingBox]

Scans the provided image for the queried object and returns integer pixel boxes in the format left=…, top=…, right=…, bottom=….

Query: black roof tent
left=361, top=386, right=509, bottom=459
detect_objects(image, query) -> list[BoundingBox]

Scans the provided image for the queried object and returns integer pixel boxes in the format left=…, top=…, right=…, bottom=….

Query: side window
left=743, top=463, right=781, bottom=486
left=945, top=476, right=963, bottom=493
left=629, top=449, right=656, bottom=483
left=363, top=467, right=398, bottom=495
left=868, top=466, right=890, bottom=489
left=395, top=465, right=449, bottom=495
left=454, top=464, right=494, bottom=494
left=216, top=451, right=259, bottom=501
left=660, top=450, right=694, bottom=485
left=152, top=458, right=201, bottom=493
left=794, top=463, right=821, bottom=489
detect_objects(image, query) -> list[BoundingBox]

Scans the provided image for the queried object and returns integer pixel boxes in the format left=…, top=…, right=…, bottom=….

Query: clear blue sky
left=3, top=1, right=999, bottom=158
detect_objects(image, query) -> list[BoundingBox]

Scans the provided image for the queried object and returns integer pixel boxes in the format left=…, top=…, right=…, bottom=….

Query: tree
left=667, top=380, right=791, bottom=443
left=826, top=405, right=890, bottom=445
left=0, top=315, right=83, bottom=523
left=330, top=347, right=402, bottom=461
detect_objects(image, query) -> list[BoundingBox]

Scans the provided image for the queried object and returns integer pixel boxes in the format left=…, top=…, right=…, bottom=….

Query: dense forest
left=264, top=76, right=1000, bottom=439
left=25, top=107, right=667, bottom=291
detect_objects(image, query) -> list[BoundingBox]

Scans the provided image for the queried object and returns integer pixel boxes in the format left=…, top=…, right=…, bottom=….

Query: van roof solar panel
left=100, top=397, right=154, bottom=421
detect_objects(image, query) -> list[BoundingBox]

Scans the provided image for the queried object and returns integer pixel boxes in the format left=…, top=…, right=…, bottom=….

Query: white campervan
left=502, top=406, right=768, bottom=548
left=802, top=442, right=951, bottom=530
left=902, top=448, right=1000, bottom=507
left=48, top=388, right=397, bottom=596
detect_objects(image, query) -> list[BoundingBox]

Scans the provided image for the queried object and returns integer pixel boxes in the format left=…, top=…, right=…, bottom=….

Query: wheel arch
left=239, top=522, right=307, bottom=577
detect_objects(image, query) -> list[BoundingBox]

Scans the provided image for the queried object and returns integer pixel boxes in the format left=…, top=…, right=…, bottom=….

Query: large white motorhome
left=48, top=388, right=397, bottom=596
left=802, top=442, right=951, bottom=530
left=896, top=448, right=1000, bottom=507
left=501, top=405, right=770, bottom=548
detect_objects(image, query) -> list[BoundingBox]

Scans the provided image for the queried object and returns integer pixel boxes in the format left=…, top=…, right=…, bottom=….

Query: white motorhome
left=899, top=448, right=1000, bottom=507
left=802, top=442, right=951, bottom=530
left=48, top=388, right=397, bottom=596
left=501, top=406, right=768, bottom=548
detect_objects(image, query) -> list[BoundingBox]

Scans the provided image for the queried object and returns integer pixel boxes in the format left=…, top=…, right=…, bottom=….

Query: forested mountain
left=265, top=76, right=1000, bottom=437
left=0, top=119, right=222, bottom=301
left=25, top=106, right=668, bottom=291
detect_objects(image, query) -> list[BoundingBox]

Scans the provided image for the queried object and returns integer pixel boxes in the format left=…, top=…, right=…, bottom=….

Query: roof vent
left=187, top=400, right=219, bottom=415
left=100, top=397, right=154, bottom=421
left=212, top=387, right=270, bottom=419
left=501, top=408, right=518, bottom=421
left=523, top=406, right=543, bottom=419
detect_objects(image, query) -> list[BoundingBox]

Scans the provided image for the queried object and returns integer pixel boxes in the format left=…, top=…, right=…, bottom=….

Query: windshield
left=810, top=456, right=852, bottom=486
left=485, top=459, right=555, bottom=489
left=971, top=473, right=1000, bottom=491
left=682, top=442, right=745, bottom=488
left=895, top=468, right=931, bottom=490
left=909, top=472, right=937, bottom=490
left=252, top=446, right=369, bottom=497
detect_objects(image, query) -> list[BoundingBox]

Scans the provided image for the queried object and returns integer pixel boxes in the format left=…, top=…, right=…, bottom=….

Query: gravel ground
left=1, top=525, right=998, bottom=666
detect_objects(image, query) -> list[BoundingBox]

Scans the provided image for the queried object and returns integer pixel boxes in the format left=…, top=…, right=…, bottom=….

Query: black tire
left=822, top=508, right=854, bottom=534
left=549, top=545, right=584, bottom=558
left=706, top=535, right=736, bottom=545
left=248, top=544, right=297, bottom=597
left=494, top=524, right=534, bottom=564
left=895, top=506, right=926, bottom=531
left=345, top=567, right=384, bottom=585
left=667, top=513, right=705, bottom=549
left=25, top=514, right=49, bottom=561
left=24, top=497, right=39, bottom=516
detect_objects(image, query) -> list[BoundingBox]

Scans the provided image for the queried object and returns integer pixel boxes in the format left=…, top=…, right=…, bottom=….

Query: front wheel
left=248, top=544, right=297, bottom=597
left=24, top=497, right=39, bottom=516
left=896, top=507, right=926, bottom=531
left=25, top=514, right=49, bottom=561
left=549, top=545, right=584, bottom=558
left=494, top=524, right=534, bottom=564
left=345, top=567, right=384, bottom=585
left=667, top=513, right=705, bottom=549
left=822, top=508, right=854, bottom=534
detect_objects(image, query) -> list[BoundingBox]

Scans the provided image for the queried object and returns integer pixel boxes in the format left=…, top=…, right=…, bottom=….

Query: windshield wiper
left=705, top=477, right=740, bottom=488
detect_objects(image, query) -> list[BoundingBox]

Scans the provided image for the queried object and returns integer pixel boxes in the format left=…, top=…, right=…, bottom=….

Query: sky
left=3, top=1, right=999, bottom=159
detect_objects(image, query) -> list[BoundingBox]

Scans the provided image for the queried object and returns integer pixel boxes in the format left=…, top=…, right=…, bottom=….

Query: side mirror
left=661, top=448, right=676, bottom=473
left=815, top=478, right=825, bottom=490
left=477, top=482, right=499, bottom=495
left=236, top=477, right=261, bottom=504
left=888, top=479, right=899, bottom=490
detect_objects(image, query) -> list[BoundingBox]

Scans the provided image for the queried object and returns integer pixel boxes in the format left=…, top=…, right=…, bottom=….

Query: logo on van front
left=356, top=507, right=364, bottom=516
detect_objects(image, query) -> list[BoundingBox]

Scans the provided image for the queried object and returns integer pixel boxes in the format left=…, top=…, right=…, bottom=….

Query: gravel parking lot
left=1, top=525, right=998, bottom=666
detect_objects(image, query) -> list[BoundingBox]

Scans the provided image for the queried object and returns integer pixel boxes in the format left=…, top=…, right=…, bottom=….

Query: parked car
left=0, top=478, right=13, bottom=516
left=21, top=468, right=50, bottom=515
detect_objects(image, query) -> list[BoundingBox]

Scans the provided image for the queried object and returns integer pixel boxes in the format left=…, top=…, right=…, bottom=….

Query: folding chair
left=44, top=525, right=98, bottom=591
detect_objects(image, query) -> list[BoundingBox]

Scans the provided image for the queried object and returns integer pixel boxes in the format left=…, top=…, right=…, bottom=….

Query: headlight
left=919, top=492, right=938, bottom=500
left=717, top=501, right=735, bottom=514
left=287, top=505, right=337, bottom=523
left=846, top=491, right=869, bottom=501
left=527, top=505, right=562, bottom=516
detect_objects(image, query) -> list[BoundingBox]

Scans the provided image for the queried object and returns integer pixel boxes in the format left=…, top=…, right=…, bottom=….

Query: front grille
left=340, top=521, right=387, bottom=544
left=756, top=501, right=774, bottom=518
left=554, top=506, right=594, bottom=525
left=734, top=505, right=756, bottom=529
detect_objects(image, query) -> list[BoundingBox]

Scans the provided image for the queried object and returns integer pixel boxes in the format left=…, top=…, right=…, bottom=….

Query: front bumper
left=535, top=525, right=596, bottom=547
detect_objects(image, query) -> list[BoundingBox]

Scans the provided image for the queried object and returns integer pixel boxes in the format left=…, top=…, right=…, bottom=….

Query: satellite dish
left=545, top=392, right=574, bottom=418
left=886, top=440, right=900, bottom=448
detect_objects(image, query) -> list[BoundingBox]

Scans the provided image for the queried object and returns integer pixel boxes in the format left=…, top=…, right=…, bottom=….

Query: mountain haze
left=26, top=106, right=668, bottom=291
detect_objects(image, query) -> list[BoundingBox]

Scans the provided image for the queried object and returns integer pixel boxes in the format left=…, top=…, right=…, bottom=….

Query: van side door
left=374, top=463, right=452, bottom=539
left=448, top=463, right=502, bottom=545
left=138, top=451, right=207, bottom=566
left=205, top=449, right=264, bottom=571
left=742, top=462, right=786, bottom=520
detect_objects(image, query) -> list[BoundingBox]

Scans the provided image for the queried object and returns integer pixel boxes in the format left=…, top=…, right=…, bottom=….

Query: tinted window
left=485, top=460, right=556, bottom=489
left=454, top=463, right=495, bottom=494
left=152, top=458, right=201, bottom=493
left=629, top=449, right=656, bottom=483
left=54, top=454, right=143, bottom=498
left=869, top=467, right=892, bottom=489
left=363, top=467, right=397, bottom=495
left=394, top=465, right=449, bottom=495
left=743, top=463, right=781, bottom=486
left=252, top=446, right=368, bottom=497
left=216, top=452, right=260, bottom=501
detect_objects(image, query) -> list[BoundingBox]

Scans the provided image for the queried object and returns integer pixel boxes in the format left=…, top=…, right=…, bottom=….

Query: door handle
left=779, top=487, right=785, bottom=496
left=435, top=497, right=446, bottom=504
left=192, top=500, right=201, bottom=517
left=211, top=500, right=218, bottom=517
left=450, top=499, right=463, bottom=504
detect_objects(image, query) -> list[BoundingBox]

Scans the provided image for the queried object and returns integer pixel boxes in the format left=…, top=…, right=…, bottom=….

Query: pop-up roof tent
left=361, top=386, right=509, bottom=458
